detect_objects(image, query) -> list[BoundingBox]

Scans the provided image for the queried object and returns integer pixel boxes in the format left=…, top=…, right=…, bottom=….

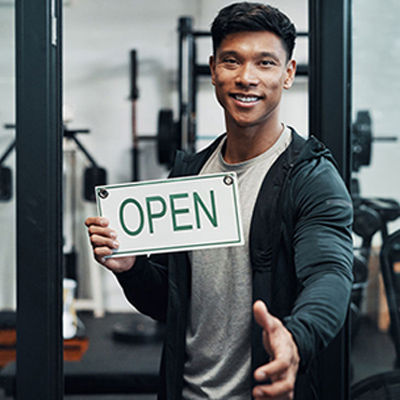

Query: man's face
left=209, top=30, right=296, bottom=130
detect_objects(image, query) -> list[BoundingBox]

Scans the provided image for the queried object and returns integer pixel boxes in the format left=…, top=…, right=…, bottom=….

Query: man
left=85, top=3, right=353, bottom=399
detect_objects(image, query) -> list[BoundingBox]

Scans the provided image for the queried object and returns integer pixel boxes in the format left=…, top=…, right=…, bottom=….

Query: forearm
left=115, top=255, right=168, bottom=321
left=283, top=269, right=352, bottom=372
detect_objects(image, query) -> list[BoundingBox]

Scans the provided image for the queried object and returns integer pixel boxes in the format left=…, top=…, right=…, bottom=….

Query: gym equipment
left=0, top=143, right=13, bottom=201
left=0, top=124, right=16, bottom=201
left=113, top=317, right=165, bottom=344
left=63, top=127, right=107, bottom=202
left=350, top=230, right=400, bottom=398
left=138, top=106, right=398, bottom=175
left=157, top=108, right=179, bottom=165
left=379, top=229, right=400, bottom=368
left=351, top=197, right=400, bottom=340
left=0, top=124, right=106, bottom=202
left=129, top=49, right=140, bottom=181
left=351, top=370, right=400, bottom=399
left=352, top=110, right=398, bottom=172
left=360, top=198, right=400, bottom=239
left=351, top=203, right=382, bottom=339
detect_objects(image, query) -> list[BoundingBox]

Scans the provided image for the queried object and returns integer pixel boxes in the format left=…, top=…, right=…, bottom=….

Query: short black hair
left=211, top=2, right=296, bottom=60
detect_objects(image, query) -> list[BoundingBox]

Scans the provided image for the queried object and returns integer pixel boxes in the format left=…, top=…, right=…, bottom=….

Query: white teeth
left=234, top=95, right=259, bottom=102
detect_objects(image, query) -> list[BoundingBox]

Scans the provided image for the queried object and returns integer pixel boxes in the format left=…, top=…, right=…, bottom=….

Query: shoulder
left=292, top=153, right=347, bottom=195
left=289, top=155, right=353, bottom=223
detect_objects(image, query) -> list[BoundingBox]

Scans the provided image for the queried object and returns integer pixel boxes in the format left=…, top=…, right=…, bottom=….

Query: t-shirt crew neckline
left=217, top=124, right=291, bottom=172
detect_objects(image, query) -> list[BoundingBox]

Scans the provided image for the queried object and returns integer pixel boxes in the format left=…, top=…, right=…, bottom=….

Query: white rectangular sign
left=95, top=173, right=244, bottom=257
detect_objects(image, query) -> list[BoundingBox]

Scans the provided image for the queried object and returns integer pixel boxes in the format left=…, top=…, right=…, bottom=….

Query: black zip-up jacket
left=116, top=129, right=354, bottom=399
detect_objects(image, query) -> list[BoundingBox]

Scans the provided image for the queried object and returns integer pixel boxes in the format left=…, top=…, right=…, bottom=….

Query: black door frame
left=309, top=0, right=352, bottom=399
left=15, top=0, right=63, bottom=399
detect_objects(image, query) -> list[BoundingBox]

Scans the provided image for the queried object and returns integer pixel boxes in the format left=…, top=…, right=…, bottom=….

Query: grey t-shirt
left=183, top=126, right=292, bottom=399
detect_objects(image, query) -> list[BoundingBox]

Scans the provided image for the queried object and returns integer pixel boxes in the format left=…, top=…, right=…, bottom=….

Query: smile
left=230, top=94, right=262, bottom=103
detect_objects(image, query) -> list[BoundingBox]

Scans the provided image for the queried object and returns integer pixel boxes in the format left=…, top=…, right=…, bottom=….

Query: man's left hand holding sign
left=85, top=216, right=136, bottom=273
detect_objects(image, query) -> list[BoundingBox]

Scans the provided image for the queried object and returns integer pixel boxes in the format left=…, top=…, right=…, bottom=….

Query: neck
left=223, top=117, right=284, bottom=164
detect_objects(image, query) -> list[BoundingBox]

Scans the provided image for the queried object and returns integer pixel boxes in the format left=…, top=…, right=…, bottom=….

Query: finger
left=254, top=359, right=290, bottom=382
left=94, top=246, right=114, bottom=259
left=90, top=234, right=119, bottom=250
left=253, top=378, right=295, bottom=399
left=253, top=300, right=279, bottom=334
left=85, top=216, right=109, bottom=228
left=88, top=225, right=117, bottom=239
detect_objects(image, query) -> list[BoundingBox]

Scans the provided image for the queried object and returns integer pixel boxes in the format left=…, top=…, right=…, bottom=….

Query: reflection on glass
left=350, top=0, right=400, bottom=395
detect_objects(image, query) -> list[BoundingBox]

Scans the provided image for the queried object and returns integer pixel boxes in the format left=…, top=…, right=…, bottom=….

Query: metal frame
left=309, top=0, right=352, bottom=184
left=178, top=17, right=196, bottom=155
left=309, top=0, right=352, bottom=399
left=15, top=0, right=63, bottom=399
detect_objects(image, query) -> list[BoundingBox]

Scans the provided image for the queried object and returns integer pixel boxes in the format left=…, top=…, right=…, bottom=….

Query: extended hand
left=252, top=300, right=300, bottom=400
left=85, top=216, right=136, bottom=273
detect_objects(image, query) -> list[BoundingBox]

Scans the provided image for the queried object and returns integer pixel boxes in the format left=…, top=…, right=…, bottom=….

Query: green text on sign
left=119, top=190, right=218, bottom=236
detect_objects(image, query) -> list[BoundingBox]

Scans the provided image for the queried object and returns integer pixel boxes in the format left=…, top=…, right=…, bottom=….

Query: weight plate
left=0, top=166, right=12, bottom=201
left=84, top=167, right=107, bottom=202
left=352, top=110, right=372, bottom=171
left=157, top=109, right=176, bottom=166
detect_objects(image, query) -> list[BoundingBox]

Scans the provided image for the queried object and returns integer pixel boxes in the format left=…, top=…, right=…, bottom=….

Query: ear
left=209, top=55, right=216, bottom=86
left=283, top=59, right=297, bottom=90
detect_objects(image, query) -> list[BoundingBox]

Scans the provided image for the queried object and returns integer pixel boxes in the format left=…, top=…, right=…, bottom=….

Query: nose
left=235, top=63, right=259, bottom=87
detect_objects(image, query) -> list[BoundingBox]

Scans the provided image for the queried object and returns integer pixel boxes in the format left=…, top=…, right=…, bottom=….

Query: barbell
left=352, top=110, right=398, bottom=172
left=153, top=109, right=399, bottom=170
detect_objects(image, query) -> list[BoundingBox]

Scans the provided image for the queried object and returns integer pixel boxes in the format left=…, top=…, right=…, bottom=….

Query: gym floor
left=0, top=312, right=395, bottom=400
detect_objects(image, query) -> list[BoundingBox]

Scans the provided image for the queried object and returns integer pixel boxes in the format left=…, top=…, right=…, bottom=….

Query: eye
left=223, top=58, right=238, bottom=64
left=260, top=59, right=275, bottom=67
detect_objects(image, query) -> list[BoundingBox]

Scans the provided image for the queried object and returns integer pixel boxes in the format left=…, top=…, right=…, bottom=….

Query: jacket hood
left=288, top=130, right=339, bottom=174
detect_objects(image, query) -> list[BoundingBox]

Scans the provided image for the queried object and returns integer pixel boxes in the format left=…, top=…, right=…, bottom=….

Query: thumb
left=253, top=300, right=274, bottom=333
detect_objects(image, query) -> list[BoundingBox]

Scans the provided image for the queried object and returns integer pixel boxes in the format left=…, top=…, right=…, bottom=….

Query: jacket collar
left=170, top=128, right=334, bottom=177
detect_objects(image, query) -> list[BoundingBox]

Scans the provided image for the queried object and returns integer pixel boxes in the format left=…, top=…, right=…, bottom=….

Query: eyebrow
left=258, top=51, right=281, bottom=62
left=218, top=50, right=281, bottom=63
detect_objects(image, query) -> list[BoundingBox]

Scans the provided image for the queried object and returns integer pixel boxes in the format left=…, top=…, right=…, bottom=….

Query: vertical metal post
left=15, top=0, right=63, bottom=399
left=178, top=17, right=196, bottom=154
left=309, top=0, right=352, bottom=185
left=188, top=27, right=196, bottom=154
left=130, top=49, right=139, bottom=181
left=178, top=17, right=186, bottom=153
left=309, top=0, right=352, bottom=399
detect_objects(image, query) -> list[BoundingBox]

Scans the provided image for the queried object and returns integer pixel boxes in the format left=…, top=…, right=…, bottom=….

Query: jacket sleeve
left=114, top=253, right=169, bottom=322
left=283, top=157, right=354, bottom=372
